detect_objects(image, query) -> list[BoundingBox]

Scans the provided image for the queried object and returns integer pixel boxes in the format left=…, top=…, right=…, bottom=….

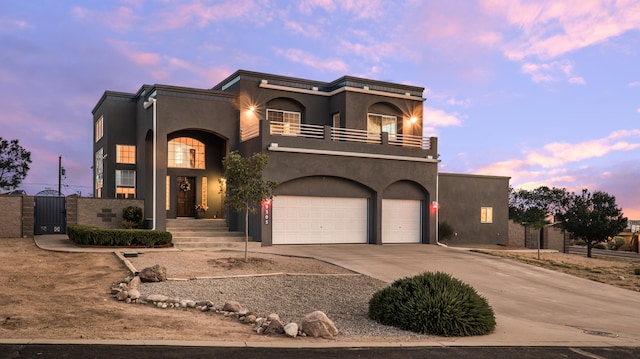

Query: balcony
left=240, top=120, right=438, bottom=162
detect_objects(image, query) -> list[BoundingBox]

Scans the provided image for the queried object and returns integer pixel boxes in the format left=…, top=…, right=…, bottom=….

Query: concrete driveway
left=254, top=244, right=640, bottom=347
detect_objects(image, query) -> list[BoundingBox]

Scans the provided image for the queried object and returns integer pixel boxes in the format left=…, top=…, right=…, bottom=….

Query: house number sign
left=263, top=200, right=271, bottom=225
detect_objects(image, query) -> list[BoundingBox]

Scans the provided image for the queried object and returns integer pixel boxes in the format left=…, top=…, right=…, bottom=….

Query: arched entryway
left=166, top=130, right=227, bottom=219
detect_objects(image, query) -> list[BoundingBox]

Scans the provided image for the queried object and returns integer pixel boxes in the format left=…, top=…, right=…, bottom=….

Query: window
left=267, top=109, right=301, bottom=135
left=481, top=207, right=493, bottom=223
left=116, top=170, right=135, bottom=198
left=332, top=113, right=341, bottom=128
left=166, top=176, right=171, bottom=210
left=95, top=148, right=104, bottom=198
left=367, top=113, right=397, bottom=138
left=168, top=137, right=205, bottom=169
left=95, top=116, right=103, bottom=142
left=116, top=145, right=136, bottom=164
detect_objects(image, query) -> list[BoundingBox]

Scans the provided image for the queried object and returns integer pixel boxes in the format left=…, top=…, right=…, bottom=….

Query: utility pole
left=58, top=156, right=65, bottom=196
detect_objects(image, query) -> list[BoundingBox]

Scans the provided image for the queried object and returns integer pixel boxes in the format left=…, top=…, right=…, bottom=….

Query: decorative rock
left=256, top=327, right=264, bottom=334
left=128, top=289, right=141, bottom=300
left=146, top=294, right=169, bottom=302
left=128, top=276, right=141, bottom=289
left=300, top=311, right=339, bottom=338
left=138, top=264, right=167, bottom=282
left=245, top=315, right=257, bottom=324
left=256, top=318, right=265, bottom=327
left=284, top=323, right=299, bottom=338
left=263, top=319, right=285, bottom=335
left=222, top=300, right=243, bottom=313
left=267, top=313, right=280, bottom=322
left=116, top=290, right=128, bottom=301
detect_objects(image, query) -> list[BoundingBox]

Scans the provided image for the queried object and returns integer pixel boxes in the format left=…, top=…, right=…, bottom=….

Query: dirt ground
left=2, top=238, right=640, bottom=342
left=0, top=238, right=352, bottom=343
left=478, top=249, right=640, bottom=292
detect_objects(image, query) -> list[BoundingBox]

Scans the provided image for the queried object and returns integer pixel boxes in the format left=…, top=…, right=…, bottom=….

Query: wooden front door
left=177, top=176, right=195, bottom=217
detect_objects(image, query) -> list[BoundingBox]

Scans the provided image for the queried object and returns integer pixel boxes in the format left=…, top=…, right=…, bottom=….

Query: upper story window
left=267, top=109, right=301, bottom=135
left=481, top=207, right=493, bottom=223
left=368, top=113, right=397, bottom=138
left=116, top=145, right=136, bottom=164
left=168, top=137, right=205, bottom=169
left=95, top=116, right=103, bottom=142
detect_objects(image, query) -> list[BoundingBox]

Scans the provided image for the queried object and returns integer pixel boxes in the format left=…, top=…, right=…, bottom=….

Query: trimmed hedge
left=67, top=224, right=172, bottom=248
left=369, top=271, right=496, bottom=337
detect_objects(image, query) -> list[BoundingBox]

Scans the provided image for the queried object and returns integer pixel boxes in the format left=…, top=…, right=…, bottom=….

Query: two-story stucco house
left=92, top=70, right=510, bottom=246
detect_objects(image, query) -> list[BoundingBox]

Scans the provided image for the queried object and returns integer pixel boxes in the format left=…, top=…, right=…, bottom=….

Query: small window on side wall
left=481, top=207, right=493, bottom=223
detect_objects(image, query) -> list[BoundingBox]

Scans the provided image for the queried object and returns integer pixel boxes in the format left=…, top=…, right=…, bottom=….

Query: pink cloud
left=424, top=107, right=463, bottom=127
left=106, top=39, right=161, bottom=66
left=151, top=0, right=258, bottom=30
left=275, top=48, right=348, bottom=73
left=299, top=0, right=384, bottom=19
left=489, top=0, right=640, bottom=60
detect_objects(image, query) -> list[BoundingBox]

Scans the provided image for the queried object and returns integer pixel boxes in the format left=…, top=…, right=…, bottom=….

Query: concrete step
left=170, top=230, right=244, bottom=237
left=166, top=218, right=228, bottom=229
left=173, top=240, right=260, bottom=250
left=167, top=218, right=255, bottom=250
left=172, top=236, right=246, bottom=243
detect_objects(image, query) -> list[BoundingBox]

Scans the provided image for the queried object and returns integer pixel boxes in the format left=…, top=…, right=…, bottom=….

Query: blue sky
left=1, top=0, right=639, bottom=218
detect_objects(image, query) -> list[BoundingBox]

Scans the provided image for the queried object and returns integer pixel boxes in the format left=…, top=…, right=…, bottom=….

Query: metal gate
left=34, top=196, right=67, bottom=235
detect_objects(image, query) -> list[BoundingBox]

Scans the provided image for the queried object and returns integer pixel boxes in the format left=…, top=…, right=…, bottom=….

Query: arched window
left=168, top=137, right=205, bottom=169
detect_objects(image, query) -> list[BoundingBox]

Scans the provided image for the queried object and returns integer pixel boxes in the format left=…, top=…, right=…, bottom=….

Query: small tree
left=509, top=186, right=567, bottom=257
left=222, top=151, right=276, bottom=262
left=556, top=189, right=627, bottom=258
left=0, top=137, right=32, bottom=191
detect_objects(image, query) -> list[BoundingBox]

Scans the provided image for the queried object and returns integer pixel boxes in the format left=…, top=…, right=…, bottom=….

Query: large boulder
left=138, top=264, right=167, bottom=282
left=300, top=311, right=339, bottom=338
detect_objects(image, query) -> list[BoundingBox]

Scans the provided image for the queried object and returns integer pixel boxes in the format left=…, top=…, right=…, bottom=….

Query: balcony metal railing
left=270, top=121, right=324, bottom=138
left=241, top=120, right=431, bottom=150
left=240, top=122, right=260, bottom=141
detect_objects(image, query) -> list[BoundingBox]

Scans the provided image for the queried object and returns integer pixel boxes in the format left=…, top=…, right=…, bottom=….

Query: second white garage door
left=382, top=199, right=422, bottom=243
left=272, top=196, right=368, bottom=244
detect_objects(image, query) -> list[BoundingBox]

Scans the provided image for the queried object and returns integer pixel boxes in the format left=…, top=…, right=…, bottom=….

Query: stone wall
left=69, top=197, right=145, bottom=229
left=0, top=196, right=145, bottom=238
left=507, top=220, right=525, bottom=247
left=0, top=195, right=24, bottom=237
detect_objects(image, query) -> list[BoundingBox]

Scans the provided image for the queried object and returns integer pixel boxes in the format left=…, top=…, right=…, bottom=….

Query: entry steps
left=166, top=218, right=255, bottom=250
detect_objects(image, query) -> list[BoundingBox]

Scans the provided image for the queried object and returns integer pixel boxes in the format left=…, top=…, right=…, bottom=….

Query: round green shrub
left=122, top=206, right=143, bottom=228
left=368, top=271, right=496, bottom=337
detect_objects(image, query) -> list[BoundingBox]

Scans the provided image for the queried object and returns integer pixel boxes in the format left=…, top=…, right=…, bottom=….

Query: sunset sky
left=1, top=1, right=639, bottom=219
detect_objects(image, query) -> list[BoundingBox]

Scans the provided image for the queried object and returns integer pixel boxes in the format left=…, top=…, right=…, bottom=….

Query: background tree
left=556, top=189, right=627, bottom=258
left=222, top=151, right=276, bottom=262
left=0, top=137, right=32, bottom=191
left=509, top=186, right=567, bottom=257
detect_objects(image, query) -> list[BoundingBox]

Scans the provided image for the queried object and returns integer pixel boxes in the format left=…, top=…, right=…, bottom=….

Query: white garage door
left=272, top=196, right=368, bottom=244
left=382, top=199, right=421, bottom=243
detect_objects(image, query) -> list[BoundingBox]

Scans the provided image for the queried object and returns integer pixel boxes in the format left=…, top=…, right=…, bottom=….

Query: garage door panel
left=273, top=196, right=368, bottom=244
left=382, top=199, right=421, bottom=243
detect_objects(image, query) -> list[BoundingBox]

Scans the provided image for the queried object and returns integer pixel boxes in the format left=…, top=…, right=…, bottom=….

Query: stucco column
left=372, top=192, right=382, bottom=245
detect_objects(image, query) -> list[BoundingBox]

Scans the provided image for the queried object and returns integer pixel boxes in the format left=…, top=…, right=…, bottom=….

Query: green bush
left=607, top=236, right=626, bottom=251
left=67, top=225, right=172, bottom=247
left=368, top=271, right=496, bottom=337
left=439, top=221, right=455, bottom=242
left=594, top=242, right=607, bottom=250
left=122, top=206, right=143, bottom=228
